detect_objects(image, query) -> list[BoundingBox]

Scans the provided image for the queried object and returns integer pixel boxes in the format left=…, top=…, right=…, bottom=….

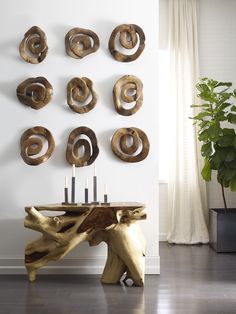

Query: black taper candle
left=85, top=188, right=89, bottom=203
left=104, top=194, right=108, bottom=203
left=93, top=176, right=97, bottom=202
left=71, top=177, right=75, bottom=203
left=64, top=187, right=68, bottom=203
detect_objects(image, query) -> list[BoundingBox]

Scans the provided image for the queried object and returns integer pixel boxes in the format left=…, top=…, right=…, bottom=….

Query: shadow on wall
left=0, top=77, right=27, bottom=103
left=0, top=218, right=28, bottom=259
left=0, top=217, right=107, bottom=262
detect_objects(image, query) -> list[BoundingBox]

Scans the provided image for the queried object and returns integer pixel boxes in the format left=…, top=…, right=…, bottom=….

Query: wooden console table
left=24, top=202, right=146, bottom=286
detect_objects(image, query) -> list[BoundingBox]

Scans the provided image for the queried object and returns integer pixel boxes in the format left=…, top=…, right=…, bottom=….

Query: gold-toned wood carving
left=24, top=203, right=146, bottom=286
left=66, top=126, right=99, bottom=167
left=113, top=75, right=143, bottom=116
left=67, top=77, right=98, bottom=114
left=111, top=127, right=150, bottom=162
left=20, top=126, right=55, bottom=166
left=65, top=27, right=100, bottom=59
left=19, top=26, right=48, bottom=64
left=108, top=24, right=145, bottom=62
left=16, top=77, right=53, bottom=110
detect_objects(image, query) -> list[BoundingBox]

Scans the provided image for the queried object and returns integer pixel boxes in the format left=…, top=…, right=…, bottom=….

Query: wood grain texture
left=108, top=24, right=145, bottom=62
left=66, top=126, right=99, bottom=167
left=65, top=27, right=100, bottom=59
left=111, top=127, right=150, bottom=162
left=20, top=126, right=55, bottom=166
left=24, top=203, right=146, bottom=286
left=113, top=75, right=143, bottom=116
left=19, top=26, right=48, bottom=64
left=67, top=77, right=97, bottom=113
left=17, top=77, right=53, bottom=110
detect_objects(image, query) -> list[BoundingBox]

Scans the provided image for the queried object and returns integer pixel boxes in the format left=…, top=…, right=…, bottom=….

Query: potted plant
left=191, top=77, right=236, bottom=252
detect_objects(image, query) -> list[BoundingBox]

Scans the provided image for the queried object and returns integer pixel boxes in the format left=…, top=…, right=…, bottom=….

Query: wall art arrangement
left=19, top=24, right=146, bottom=63
left=18, top=24, right=150, bottom=166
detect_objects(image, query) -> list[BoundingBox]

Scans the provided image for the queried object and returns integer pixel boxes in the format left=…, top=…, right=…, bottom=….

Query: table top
left=25, top=202, right=145, bottom=213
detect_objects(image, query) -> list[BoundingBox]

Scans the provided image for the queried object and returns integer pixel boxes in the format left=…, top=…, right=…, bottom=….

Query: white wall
left=159, top=0, right=236, bottom=241
left=0, top=0, right=159, bottom=274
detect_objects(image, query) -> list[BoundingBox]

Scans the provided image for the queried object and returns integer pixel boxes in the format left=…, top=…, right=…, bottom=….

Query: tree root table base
left=24, top=202, right=146, bottom=286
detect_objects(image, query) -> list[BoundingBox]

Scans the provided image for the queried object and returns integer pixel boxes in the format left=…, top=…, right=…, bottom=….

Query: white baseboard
left=0, top=256, right=160, bottom=275
left=159, top=233, right=167, bottom=241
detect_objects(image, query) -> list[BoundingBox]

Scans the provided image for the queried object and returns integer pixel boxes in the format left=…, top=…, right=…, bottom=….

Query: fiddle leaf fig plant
left=191, top=78, right=236, bottom=208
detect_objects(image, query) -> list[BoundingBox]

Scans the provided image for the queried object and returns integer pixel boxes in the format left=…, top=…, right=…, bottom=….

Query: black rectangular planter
left=210, top=208, right=236, bottom=253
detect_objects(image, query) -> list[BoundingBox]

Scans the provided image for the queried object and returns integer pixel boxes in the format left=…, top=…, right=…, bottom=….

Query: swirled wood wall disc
left=16, top=77, right=53, bottom=110
left=111, top=127, right=149, bottom=162
left=67, top=77, right=97, bottom=114
left=19, top=26, right=48, bottom=64
left=113, top=75, right=143, bottom=116
left=108, top=24, right=145, bottom=62
left=20, top=126, right=55, bottom=166
left=65, top=27, right=100, bottom=59
left=66, top=127, right=99, bottom=167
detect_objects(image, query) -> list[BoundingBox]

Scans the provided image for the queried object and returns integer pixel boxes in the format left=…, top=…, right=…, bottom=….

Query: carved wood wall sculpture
left=16, top=77, right=53, bottom=110
left=67, top=77, right=98, bottom=114
left=111, top=127, right=150, bottom=162
left=65, top=27, right=100, bottom=59
left=66, top=126, right=99, bottom=167
left=113, top=75, right=143, bottom=116
left=20, top=126, right=55, bottom=166
left=108, top=24, right=145, bottom=62
left=19, top=26, right=48, bottom=64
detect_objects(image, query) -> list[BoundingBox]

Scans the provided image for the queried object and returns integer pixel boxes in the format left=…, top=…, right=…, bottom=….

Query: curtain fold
left=167, top=0, right=209, bottom=244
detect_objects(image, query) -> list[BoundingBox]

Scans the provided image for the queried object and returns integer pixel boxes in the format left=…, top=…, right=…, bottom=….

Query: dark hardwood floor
left=0, top=242, right=236, bottom=314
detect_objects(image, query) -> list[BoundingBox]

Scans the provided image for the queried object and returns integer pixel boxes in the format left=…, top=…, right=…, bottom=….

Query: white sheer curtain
left=167, top=0, right=209, bottom=244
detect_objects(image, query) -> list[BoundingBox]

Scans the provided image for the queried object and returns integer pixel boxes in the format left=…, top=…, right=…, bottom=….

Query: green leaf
left=222, top=128, right=235, bottom=136
left=198, top=91, right=216, bottom=103
left=208, top=124, right=222, bottom=140
left=217, top=102, right=232, bottom=111
left=219, top=92, right=231, bottom=101
left=217, top=134, right=235, bottom=147
left=196, top=83, right=211, bottom=93
left=218, top=165, right=236, bottom=181
left=230, top=176, right=236, bottom=191
left=191, top=104, right=210, bottom=108
left=227, top=113, right=236, bottom=124
left=201, top=142, right=213, bottom=157
left=199, top=121, right=209, bottom=128
left=210, top=150, right=222, bottom=169
left=198, top=129, right=209, bottom=141
left=201, top=159, right=212, bottom=181
left=227, top=160, right=236, bottom=169
left=215, top=82, right=232, bottom=88
left=192, top=112, right=211, bottom=120
left=225, top=150, right=236, bottom=162
left=231, top=105, right=236, bottom=112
